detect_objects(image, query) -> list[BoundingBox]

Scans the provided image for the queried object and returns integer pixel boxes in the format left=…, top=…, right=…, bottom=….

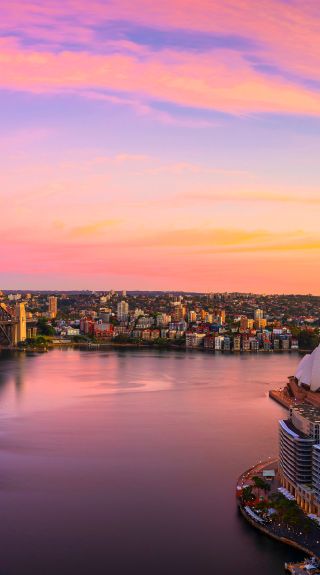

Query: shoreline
left=238, top=505, right=316, bottom=558
left=1, top=342, right=305, bottom=354
left=237, top=460, right=320, bottom=560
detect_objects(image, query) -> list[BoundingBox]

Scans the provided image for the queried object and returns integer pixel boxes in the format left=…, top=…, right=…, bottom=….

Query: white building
left=214, top=336, right=224, bottom=350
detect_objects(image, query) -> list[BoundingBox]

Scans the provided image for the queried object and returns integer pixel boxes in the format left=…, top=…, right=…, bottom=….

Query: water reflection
left=0, top=349, right=305, bottom=574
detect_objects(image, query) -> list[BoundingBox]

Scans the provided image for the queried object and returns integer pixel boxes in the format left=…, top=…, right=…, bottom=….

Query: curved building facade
left=313, top=445, right=320, bottom=515
left=279, top=404, right=320, bottom=515
left=279, top=419, right=314, bottom=485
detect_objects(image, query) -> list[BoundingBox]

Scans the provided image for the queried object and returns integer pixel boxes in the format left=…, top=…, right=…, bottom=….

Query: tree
left=252, top=476, right=270, bottom=492
left=37, top=318, right=55, bottom=336
left=298, top=330, right=320, bottom=351
left=241, top=486, right=255, bottom=504
left=251, top=476, right=271, bottom=502
left=19, top=336, right=47, bottom=348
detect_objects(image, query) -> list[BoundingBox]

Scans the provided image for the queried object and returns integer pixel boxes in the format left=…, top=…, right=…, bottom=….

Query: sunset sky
left=1, top=0, right=320, bottom=292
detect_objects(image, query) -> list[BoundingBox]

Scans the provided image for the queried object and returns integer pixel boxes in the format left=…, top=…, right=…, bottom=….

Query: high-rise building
left=172, top=304, right=186, bottom=322
left=254, top=308, right=264, bottom=320
left=117, top=300, right=129, bottom=321
left=279, top=403, right=320, bottom=515
left=187, top=310, right=197, bottom=323
left=220, top=309, right=226, bottom=324
left=313, top=446, right=320, bottom=513
left=48, top=296, right=58, bottom=318
left=15, top=302, right=26, bottom=342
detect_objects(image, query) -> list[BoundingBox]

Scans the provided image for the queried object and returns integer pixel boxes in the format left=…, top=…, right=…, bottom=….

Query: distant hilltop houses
left=0, top=290, right=319, bottom=351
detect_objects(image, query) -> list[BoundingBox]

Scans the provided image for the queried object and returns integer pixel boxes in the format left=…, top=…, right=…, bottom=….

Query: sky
left=1, top=0, right=320, bottom=293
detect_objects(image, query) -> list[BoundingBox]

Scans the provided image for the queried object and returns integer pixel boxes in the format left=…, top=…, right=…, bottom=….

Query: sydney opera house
left=286, top=345, right=320, bottom=408
left=295, top=346, right=320, bottom=393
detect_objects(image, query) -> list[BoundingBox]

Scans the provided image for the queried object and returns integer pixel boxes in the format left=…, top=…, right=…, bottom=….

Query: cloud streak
left=1, top=38, right=320, bottom=116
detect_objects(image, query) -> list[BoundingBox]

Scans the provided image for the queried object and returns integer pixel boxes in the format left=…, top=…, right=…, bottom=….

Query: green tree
left=252, top=476, right=270, bottom=492
left=298, top=330, right=320, bottom=351
left=37, top=318, right=55, bottom=336
left=241, top=486, right=255, bottom=504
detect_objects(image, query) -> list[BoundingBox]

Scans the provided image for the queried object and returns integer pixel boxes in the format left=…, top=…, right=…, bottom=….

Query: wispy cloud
left=70, top=219, right=121, bottom=237
left=178, top=190, right=320, bottom=205
left=123, top=228, right=313, bottom=252
left=1, top=38, right=320, bottom=116
left=139, top=162, right=250, bottom=176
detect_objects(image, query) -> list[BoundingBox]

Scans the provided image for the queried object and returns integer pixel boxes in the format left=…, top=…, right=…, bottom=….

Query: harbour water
left=0, top=348, right=304, bottom=574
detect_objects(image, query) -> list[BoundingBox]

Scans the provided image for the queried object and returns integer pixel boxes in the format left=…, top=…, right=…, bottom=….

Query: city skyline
left=1, top=1, right=320, bottom=292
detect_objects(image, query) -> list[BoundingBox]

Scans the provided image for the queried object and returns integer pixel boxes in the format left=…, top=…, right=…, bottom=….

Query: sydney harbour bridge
left=0, top=303, right=22, bottom=346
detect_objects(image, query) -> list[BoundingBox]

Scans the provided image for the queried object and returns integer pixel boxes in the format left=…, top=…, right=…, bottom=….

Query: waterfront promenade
left=237, top=460, right=320, bottom=558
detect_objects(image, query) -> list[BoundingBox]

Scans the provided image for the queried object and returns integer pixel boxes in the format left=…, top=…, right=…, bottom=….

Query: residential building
left=204, top=334, right=215, bottom=350
left=215, top=335, right=224, bottom=350
left=172, top=304, right=186, bottom=322
left=224, top=336, right=231, bottom=351
left=117, top=300, right=129, bottom=321
left=94, top=322, right=114, bottom=338
left=254, top=308, right=264, bottom=320
left=48, top=296, right=58, bottom=318
left=242, top=337, right=250, bottom=351
left=186, top=332, right=205, bottom=348
left=188, top=310, right=197, bottom=323
left=233, top=335, right=241, bottom=351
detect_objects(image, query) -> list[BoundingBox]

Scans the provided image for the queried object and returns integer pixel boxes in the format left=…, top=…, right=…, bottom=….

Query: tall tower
left=117, top=300, right=129, bottom=321
left=48, top=296, right=58, bottom=318
left=15, top=303, right=26, bottom=342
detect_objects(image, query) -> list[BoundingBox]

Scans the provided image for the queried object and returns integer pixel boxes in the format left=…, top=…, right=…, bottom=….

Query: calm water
left=0, top=348, right=304, bottom=574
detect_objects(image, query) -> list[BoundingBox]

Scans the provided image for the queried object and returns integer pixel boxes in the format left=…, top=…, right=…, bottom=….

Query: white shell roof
left=295, top=345, right=320, bottom=392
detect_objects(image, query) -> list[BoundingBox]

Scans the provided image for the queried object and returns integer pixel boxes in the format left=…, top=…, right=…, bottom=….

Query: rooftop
left=281, top=418, right=311, bottom=440
left=292, top=403, right=320, bottom=424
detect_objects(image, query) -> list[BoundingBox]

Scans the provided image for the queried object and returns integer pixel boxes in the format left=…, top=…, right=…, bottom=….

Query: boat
left=285, top=556, right=320, bottom=574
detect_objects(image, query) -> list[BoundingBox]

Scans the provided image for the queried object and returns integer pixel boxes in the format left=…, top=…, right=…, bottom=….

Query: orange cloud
left=1, top=231, right=320, bottom=294
left=120, top=228, right=320, bottom=254
left=178, top=190, right=320, bottom=205
left=70, top=220, right=121, bottom=237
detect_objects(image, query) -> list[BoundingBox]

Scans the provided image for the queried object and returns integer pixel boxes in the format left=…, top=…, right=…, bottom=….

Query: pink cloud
left=2, top=0, right=320, bottom=83
left=1, top=39, right=320, bottom=115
